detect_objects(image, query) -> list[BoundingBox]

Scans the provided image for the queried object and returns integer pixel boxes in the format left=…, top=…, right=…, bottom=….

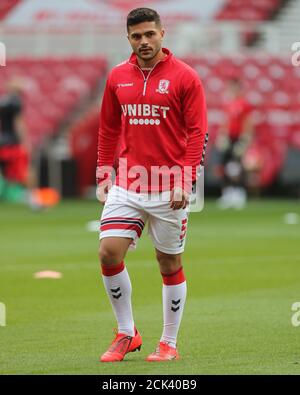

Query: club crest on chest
left=156, top=79, right=170, bottom=94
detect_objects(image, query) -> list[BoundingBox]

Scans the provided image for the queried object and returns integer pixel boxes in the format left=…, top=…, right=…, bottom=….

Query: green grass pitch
left=0, top=199, right=300, bottom=375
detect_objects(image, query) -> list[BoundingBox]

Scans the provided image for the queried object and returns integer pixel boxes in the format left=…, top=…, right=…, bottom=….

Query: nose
left=140, top=35, right=149, bottom=46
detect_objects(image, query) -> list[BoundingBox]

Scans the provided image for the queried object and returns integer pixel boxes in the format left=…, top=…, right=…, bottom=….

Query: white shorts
left=99, top=185, right=190, bottom=254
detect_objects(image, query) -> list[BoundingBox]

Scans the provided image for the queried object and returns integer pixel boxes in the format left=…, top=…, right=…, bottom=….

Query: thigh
left=147, top=194, right=189, bottom=255
left=100, top=186, right=148, bottom=248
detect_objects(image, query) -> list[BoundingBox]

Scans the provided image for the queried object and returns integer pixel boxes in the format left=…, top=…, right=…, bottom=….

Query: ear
left=160, top=29, right=165, bottom=39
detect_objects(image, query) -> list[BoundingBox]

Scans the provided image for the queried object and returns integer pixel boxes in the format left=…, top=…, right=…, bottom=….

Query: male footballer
left=97, top=7, right=207, bottom=362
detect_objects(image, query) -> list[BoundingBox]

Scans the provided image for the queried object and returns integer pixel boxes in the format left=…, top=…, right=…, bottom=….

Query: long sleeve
left=180, top=75, right=208, bottom=192
left=96, top=73, right=122, bottom=185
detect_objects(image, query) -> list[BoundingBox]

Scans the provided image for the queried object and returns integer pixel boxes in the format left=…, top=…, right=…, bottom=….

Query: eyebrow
left=130, top=30, right=156, bottom=37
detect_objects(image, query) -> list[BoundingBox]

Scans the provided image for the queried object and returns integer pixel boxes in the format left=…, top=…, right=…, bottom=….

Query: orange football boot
left=146, top=341, right=179, bottom=362
left=100, top=328, right=142, bottom=362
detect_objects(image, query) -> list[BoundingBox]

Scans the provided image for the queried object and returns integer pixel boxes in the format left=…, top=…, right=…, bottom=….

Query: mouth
left=139, top=48, right=152, bottom=54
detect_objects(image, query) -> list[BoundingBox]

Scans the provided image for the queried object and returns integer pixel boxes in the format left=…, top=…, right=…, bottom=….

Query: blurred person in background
left=215, top=78, right=254, bottom=209
left=0, top=79, right=33, bottom=201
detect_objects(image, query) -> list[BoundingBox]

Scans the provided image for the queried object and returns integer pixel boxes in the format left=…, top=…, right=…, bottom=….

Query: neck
left=137, top=48, right=166, bottom=69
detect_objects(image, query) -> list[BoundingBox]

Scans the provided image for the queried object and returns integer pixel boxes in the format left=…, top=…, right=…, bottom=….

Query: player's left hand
left=170, top=187, right=190, bottom=210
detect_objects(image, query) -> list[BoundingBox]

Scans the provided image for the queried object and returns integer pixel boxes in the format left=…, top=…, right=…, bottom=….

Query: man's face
left=127, top=21, right=164, bottom=62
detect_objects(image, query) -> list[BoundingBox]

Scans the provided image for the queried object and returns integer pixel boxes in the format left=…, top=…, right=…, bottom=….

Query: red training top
left=225, top=96, right=251, bottom=140
left=97, top=48, right=208, bottom=193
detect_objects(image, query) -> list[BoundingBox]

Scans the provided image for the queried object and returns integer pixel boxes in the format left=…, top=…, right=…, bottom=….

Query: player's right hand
left=96, top=180, right=112, bottom=205
left=170, top=187, right=190, bottom=210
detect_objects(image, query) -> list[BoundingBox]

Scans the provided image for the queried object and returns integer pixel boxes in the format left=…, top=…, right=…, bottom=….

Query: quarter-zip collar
left=128, top=48, right=172, bottom=96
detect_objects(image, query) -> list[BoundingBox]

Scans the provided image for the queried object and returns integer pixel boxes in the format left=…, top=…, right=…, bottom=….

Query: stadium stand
left=258, top=0, right=300, bottom=51
left=215, top=0, right=290, bottom=46
left=0, top=0, right=20, bottom=21
left=69, top=106, right=100, bottom=196
left=184, top=54, right=300, bottom=187
left=0, top=57, right=107, bottom=147
left=216, top=0, right=284, bottom=21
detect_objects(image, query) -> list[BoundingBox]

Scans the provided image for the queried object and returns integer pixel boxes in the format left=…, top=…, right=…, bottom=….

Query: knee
left=156, top=250, right=182, bottom=274
left=99, top=244, right=121, bottom=266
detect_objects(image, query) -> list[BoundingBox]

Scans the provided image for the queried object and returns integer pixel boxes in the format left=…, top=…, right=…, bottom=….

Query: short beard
left=136, top=46, right=160, bottom=63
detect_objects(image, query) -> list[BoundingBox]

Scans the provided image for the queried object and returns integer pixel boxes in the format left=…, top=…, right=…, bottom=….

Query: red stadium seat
left=216, top=0, right=282, bottom=21
left=0, top=57, right=107, bottom=148
left=0, top=0, right=20, bottom=21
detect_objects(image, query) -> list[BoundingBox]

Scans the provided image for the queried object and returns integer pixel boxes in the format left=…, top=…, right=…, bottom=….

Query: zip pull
left=143, top=79, right=147, bottom=96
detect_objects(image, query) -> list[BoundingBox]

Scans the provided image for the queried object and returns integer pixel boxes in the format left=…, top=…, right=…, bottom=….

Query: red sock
left=101, top=261, right=125, bottom=277
left=161, top=266, right=186, bottom=286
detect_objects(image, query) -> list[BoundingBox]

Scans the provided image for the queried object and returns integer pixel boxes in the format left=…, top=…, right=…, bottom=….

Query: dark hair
left=127, top=8, right=161, bottom=31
